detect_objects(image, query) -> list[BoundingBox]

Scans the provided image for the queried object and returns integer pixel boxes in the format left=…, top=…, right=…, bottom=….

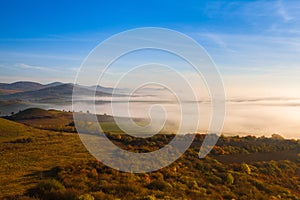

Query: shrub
left=142, top=195, right=156, bottom=200
left=43, top=188, right=79, bottom=200
left=226, top=173, right=234, bottom=185
left=92, top=191, right=114, bottom=200
left=38, top=179, right=65, bottom=191
left=4, top=196, right=39, bottom=200
left=241, top=163, right=251, bottom=174
left=78, top=194, right=95, bottom=200
left=11, top=137, right=33, bottom=143
left=147, top=180, right=172, bottom=191
left=27, top=179, right=65, bottom=198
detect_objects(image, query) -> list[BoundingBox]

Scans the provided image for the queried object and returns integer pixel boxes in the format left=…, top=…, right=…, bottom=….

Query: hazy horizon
left=1, top=79, right=300, bottom=138
left=1, top=1, right=300, bottom=139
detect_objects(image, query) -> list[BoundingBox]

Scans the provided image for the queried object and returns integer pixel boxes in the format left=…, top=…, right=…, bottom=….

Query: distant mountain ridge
left=0, top=81, right=45, bottom=92
left=0, top=81, right=67, bottom=94
left=0, top=81, right=114, bottom=103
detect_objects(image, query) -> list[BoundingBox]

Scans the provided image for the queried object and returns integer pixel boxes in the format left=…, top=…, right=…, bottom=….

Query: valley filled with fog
left=57, top=95, right=300, bottom=139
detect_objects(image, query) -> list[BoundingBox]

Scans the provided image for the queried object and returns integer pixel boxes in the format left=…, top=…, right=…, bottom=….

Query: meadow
left=0, top=108, right=299, bottom=200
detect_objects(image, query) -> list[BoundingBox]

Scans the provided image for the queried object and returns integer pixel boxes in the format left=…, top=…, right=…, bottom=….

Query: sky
left=1, top=0, right=300, bottom=98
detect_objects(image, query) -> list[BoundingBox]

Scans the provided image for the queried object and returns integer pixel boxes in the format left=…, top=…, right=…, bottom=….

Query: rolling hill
left=0, top=81, right=45, bottom=93
left=7, top=108, right=58, bottom=120
left=5, top=108, right=74, bottom=131
left=0, top=83, right=112, bottom=103
left=5, top=108, right=127, bottom=133
left=0, top=89, right=23, bottom=95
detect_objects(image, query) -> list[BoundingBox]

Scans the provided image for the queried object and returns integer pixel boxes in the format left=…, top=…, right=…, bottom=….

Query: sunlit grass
left=0, top=118, right=93, bottom=198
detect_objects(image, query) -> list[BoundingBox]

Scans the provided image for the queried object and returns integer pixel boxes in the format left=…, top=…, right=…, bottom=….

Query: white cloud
left=16, top=63, right=59, bottom=72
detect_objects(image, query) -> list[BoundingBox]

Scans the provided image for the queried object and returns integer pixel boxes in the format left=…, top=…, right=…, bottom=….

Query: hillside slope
left=0, top=118, right=90, bottom=198
left=0, top=118, right=34, bottom=138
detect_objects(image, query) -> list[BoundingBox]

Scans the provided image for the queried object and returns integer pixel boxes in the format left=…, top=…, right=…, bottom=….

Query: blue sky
left=1, top=0, right=300, bottom=97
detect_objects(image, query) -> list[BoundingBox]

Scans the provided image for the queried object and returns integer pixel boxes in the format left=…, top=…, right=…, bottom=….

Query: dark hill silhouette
left=91, top=85, right=115, bottom=93
left=44, top=82, right=64, bottom=88
left=0, top=83, right=111, bottom=103
left=0, top=81, right=44, bottom=92
left=0, top=81, right=64, bottom=95
left=7, top=108, right=54, bottom=120
left=0, top=89, right=23, bottom=95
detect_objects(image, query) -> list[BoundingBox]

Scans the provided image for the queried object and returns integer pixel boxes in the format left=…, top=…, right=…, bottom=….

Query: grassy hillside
left=4, top=108, right=74, bottom=132
left=8, top=108, right=55, bottom=119
left=6, top=108, right=150, bottom=134
left=0, top=109, right=299, bottom=199
left=0, top=118, right=34, bottom=139
left=0, top=119, right=92, bottom=198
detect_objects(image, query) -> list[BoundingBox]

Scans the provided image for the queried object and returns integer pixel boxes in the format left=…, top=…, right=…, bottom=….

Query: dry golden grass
left=0, top=118, right=93, bottom=198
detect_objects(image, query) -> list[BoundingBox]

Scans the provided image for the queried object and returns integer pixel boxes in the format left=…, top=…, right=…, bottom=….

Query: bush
left=27, top=179, right=65, bottom=198
left=43, top=188, right=79, bottom=200
left=142, top=195, right=156, bottom=200
left=4, top=196, right=39, bottom=200
left=11, top=137, right=33, bottom=143
left=102, top=184, right=143, bottom=195
left=226, top=173, right=234, bottom=185
left=241, top=163, right=251, bottom=174
left=78, top=194, right=94, bottom=200
left=92, top=191, right=114, bottom=200
left=147, top=180, right=172, bottom=191
left=37, top=179, right=65, bottom=191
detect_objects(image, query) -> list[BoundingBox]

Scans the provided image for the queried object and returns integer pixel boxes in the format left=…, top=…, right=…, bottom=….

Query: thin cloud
left=0, top=51, right=83, bottom=62
left=193, top=32, right=300, bottom=71
left=277, top=0, right=293, bottom=21
left=16, top=63, right=59, bottom=72
left=0, top=33, right=106, bottom=43
left=197, top=32, right=236, bottom=53
left=15, top=63, right=78, bottom=74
